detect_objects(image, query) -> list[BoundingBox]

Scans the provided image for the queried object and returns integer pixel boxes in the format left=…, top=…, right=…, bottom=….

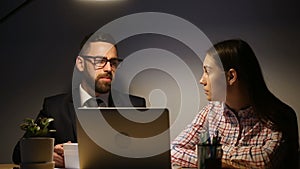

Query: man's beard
left=84, top=71, right=112, bottom=94
left=94, top=74, right=112, bottom=93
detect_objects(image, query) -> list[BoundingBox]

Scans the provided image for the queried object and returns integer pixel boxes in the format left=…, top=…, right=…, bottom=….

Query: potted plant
left=20, top=117, right=56, bottom=137
left=19, top=117, right=56, bottom=169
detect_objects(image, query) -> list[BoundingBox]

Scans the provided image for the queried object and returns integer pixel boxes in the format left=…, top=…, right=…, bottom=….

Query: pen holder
left=197, top=144, right=222, bottom=169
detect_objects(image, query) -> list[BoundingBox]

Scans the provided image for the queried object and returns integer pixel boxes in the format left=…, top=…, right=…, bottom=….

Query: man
left=12, top=32, right=146, bottom=167
left=171, top=39, right=299, bottom=168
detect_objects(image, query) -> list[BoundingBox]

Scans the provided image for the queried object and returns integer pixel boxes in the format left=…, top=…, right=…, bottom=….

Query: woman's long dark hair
left=207, top=39, right=298, bottom=167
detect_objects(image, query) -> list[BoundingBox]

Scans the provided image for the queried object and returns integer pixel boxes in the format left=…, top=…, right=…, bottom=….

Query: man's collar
left=79, top=84, right=110, bottom=107
left=79, top=84, right=92, bottom=107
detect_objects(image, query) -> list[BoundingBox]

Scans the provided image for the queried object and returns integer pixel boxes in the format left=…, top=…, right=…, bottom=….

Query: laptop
left=75, top=107, right=171, bottom=169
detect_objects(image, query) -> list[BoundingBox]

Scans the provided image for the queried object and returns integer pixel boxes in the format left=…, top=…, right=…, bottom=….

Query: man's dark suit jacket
left=12, top=89, right=146, bottom=164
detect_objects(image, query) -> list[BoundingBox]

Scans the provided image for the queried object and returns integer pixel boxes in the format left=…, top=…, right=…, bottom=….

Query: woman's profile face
left=199, top=54, right=227, bottom=101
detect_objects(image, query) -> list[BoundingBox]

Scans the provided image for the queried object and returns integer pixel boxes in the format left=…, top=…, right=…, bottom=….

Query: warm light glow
left=77, top=0, right=126, bottom=1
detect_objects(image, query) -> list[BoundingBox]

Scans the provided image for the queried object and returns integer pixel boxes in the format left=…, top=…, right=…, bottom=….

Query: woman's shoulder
left=200, top=101, right=224, bottom=115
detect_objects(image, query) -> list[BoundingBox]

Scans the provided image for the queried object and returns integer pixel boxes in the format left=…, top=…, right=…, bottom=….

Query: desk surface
left=0, top=164, right=19, bottom=169
left=0, top=164, right=196, bottom=169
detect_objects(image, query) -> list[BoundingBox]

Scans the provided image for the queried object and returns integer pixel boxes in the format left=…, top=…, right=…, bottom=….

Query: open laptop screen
left=76, top=108, right=171, bottom=169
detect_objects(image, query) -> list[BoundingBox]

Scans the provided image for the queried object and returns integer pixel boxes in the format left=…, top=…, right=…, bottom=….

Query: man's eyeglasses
left=80, top=56, right=123, bottom=69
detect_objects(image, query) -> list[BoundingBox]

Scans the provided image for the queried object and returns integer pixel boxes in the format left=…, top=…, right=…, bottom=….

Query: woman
left=171, top=39, right=299, bottom=168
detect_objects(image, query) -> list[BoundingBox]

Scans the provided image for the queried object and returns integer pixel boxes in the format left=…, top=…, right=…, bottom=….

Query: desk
left=0, top=164, right=19, bottom=169
left=0, top=164, right=195, bottom=169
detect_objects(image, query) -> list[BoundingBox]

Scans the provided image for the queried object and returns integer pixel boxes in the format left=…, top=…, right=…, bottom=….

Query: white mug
left=63, top=143, right=80, bottom=169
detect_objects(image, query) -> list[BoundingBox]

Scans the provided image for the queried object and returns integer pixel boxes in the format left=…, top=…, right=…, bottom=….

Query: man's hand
left=53, top=141, right=71, bottom=168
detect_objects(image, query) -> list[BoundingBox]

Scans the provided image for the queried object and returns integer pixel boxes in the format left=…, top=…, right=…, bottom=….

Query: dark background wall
left=0, top=0, right=299, bottom=163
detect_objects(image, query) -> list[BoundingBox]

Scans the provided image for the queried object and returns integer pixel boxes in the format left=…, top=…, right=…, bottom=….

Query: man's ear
left=76, top=56, right=84, bottom=72
left=226, top=68, right=237, bottom=85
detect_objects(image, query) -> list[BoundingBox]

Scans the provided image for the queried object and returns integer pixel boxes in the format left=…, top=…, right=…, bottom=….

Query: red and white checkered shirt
left=171, top=102, right=283, bottom=169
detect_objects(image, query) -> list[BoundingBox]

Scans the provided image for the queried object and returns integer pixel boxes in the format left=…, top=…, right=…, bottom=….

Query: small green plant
left=20, top=117, right=56, bottom=137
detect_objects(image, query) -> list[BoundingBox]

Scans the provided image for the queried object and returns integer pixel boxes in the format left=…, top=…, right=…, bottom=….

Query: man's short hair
left=79, top=31, right=116, bottom=55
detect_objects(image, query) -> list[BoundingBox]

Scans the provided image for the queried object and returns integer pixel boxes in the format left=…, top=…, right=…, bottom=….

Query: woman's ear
left=76, top=56, right=84, bottom=72
left=226, top=68, right=237, bottom=85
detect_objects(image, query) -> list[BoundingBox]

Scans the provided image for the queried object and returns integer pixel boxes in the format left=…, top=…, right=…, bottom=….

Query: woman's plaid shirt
left=171, top=102, right=283, bottom=169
